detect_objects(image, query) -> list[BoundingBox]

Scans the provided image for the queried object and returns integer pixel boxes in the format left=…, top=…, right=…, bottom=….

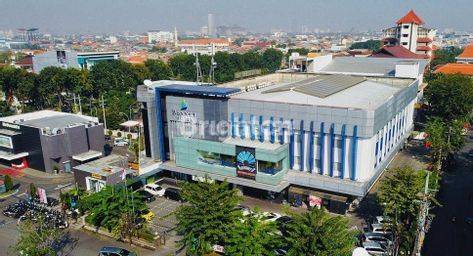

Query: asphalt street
left=422, top=132, right=473, bottom=256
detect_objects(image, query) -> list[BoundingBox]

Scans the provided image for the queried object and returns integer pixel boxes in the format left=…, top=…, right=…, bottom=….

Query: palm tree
left=284, top=207, right=357, bottom=256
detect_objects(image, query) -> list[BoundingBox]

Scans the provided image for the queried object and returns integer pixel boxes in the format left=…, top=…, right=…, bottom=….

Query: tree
left=4, top=174, right=13, bottom=191
left=0, top=100, right=14, bottom=117
left=224, top=212, right=282, bottom=256
left=175, top=179, right=242, bottom=255
left=82, top=186, right=146, bottom=233
left=287, top=48, right=310, bottom=57
left=283, top=207, right=357, bottom=256
left=169, top=53, right=196, bottom=81
left=0, top=65, right=28, bottom=104
left=349, top=40, right=382, bottom=51
left=38, top=66, right=68, bottom=109
left=377, top=167, right=437, bottom=255
left=11, top=216, right=69, bottom=256
left=29, top=183, right=38, bottom=199
left=261, top=48, right=284, bottom=73
left=144, top=59, right=172, bottom=81
left=430, top=47, right=463, bottom=68
left=424, top=74, right=473, bottom=121
left=425, top=118, right=466, bottom=169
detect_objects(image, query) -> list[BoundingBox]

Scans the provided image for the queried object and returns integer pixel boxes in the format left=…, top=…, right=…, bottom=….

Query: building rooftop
left=73, top=154, right=134, bottom=177
left=457, top=44, right=473, bottom=59
left=230, top=74, right=408, bottom=110
left=371, top=46, right=428, bottom=59
left=0, top=110, right=98, bottom=129
left=319, top=57, right=428, bottom=77
left=396, top=10, right=424, bottom=25
left=434, top=63, right=473, bottom=75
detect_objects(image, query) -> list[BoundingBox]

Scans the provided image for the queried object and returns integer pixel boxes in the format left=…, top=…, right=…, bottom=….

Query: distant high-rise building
left=207, top=13, right=216, bottom=37
left=147, top=30, right=174, bottom=44
left=382, top=10, right=436, bottom=58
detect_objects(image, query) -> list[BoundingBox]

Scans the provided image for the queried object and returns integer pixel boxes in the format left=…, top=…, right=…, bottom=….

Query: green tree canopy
left=11, top=216, right=69, bottom=256
left=424, top=74, right=473, bottom=121
left=349, top=40, right=382, bottom=51
left=430, top=47, right=463, bottom=68
left=144, top=59, right=172, bottom=81
left=175, top=179, right=242, bottom=255
left=377, top=167, right=437, bottom=254
left=261, top=48, right=284, bottom=73
left=82, top=186, right=146, bottom=232
left=283, top=208, right=357, bottom=256
left=224, top=212, right=282, bottom=256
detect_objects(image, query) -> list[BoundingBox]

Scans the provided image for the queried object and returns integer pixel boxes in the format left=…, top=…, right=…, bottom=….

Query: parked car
left=113, top=138, right=129, bottom=147
left=371, top=223, right=393, bottom=235
left=362, top=241, right=389, bottom=256
left=164, top=187, right=182, bottom=202
left=236, top=205, right=252, bottom=216
left=260, top=212, right=282, bottom=222
left=361, top=232, right=393, bottom=246
left=98, top=246, right=137, bottom=256
left=135, top=208, right=154, bottom=222
left=135, top=190, right=156, bottom=203
left=274, top=248, right=287, bottom=255
left=46, top=197, right=59, bottom=207
left=144, top=184, right=165, bottom=197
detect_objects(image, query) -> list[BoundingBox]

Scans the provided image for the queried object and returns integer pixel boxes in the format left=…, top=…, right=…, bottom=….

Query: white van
left=144, top=183, right=165, bottom=196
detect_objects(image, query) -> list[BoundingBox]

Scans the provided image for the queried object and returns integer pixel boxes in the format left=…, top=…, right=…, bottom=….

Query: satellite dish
left=352, top=247, right=370, bottom=256
left=144, top=79, right=153, bottom=86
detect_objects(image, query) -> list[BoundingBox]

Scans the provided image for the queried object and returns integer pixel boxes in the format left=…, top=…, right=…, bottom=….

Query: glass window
left=258, top=160, right=283, bottom=175
left=197, top=150, right=235, bottom=168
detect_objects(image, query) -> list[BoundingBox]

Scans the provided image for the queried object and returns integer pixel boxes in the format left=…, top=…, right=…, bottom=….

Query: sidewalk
left=22, top=168, right=72, bottom=179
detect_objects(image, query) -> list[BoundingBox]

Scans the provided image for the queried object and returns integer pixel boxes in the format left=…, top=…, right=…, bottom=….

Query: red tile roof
left=417, top=38, right=433, bottom=43
left=458, top=44, right=473, bottom=59
left=434, top=63, right=473, bottom=75
left=416, top=46, right=431, bottom=51
left=396, top=10, right=424, bottom=25
left=371, top=45, right=428, bottom=59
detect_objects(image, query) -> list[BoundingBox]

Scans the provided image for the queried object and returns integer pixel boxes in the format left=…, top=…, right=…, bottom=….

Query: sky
left=0, top=0, right=472, bottom=34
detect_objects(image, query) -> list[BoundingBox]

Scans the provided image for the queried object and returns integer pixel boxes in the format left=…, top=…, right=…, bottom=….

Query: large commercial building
left=382, top=10, right=436, bottom=58
left=178, top=38, right=230, bottom=55
left=147, top=30, right=174, bottom=44
left=0, top=110, right=104, bottom=173
left=137, top=56, right=427, bottom=213
left=32, top=50, right=120, bottom=73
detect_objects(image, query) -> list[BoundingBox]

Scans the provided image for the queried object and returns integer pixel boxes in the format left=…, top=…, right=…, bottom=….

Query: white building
left=147, top=30, right=174, bottom=44
left=382, top=10, right=436, bottom=58
left=178, top=38, right=230, bottom=55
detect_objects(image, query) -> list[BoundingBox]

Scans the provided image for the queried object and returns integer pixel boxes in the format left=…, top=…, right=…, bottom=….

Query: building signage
left=91, top=173, right=103, bottom=180
left=2, top=122, right=20, bottom=130
left=171, top=109, right=197, bottom=123
left=0, top=135, right=13, bottom=149
left=236, top=146, right=257, bottom=180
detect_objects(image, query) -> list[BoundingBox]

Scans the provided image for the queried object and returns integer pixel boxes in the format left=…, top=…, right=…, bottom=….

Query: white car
left=113, top=138, right=129, bottom=147
left=260, top=212, right=282, bottom=222
left=144, top=184, right=165, bottom=197
left=362, top=241, right=389, bottom=256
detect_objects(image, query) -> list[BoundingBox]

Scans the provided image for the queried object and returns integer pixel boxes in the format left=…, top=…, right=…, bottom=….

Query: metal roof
left=156, top=84, right=240, bottom=97
left=262, top=75, right=366, bottom=98
left=319, top=57, right=429, bottom=76
left=21, top=115, right=95, bottom=129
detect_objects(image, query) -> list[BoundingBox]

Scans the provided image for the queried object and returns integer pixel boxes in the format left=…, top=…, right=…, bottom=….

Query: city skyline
left=1, top=0, right=472, bottom=34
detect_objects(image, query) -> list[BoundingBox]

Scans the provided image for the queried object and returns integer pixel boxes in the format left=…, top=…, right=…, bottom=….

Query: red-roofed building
left=382, top=10, right=436, bottom=58
left=371, top=45, right=428, bottom=59
left=456, top=44, right=473, bottom=64
left=178, top=38, right=230, bottom=55
left=434, top=63, right=473, bottom=76
left=396, top=10, right=424, bottom=25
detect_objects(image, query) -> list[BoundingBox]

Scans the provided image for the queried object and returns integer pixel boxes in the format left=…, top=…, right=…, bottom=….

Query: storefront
left=288, top=186, right=350, bottom=214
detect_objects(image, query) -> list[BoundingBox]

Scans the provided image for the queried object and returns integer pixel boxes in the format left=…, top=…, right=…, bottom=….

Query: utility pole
left=193, top=45, right=203, bottom=85
left=78, top=94, right=82, bottom=114
left=209, top=43, right=217, bottom=84
left=412, top=171, right=431, bottom=256
left=101, top=95, right=107, bottom=131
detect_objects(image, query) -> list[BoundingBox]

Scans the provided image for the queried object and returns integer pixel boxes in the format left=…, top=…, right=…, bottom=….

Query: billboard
left=0, top=135, right=13, bottom=149
left=236, top=146, right=256, bottom=179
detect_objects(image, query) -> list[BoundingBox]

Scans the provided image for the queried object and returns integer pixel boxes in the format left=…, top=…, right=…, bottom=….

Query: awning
left=289, top=186, right=348, bottom=203
left=119, top=120, right=142, bottom=128
left=72, top=150, right=102, bottom=162
left=0, top=151, right=28, bottom=161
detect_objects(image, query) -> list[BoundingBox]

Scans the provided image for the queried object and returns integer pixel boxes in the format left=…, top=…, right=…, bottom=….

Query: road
left=422, top=133, right=473, bottom=256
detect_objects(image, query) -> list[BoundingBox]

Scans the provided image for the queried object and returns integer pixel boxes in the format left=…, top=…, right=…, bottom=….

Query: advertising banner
left=0, top=135, right=13, bottom=149
left=236, top=146, right=257, bottom=180
left=37, top=187, right=47, bottom=204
